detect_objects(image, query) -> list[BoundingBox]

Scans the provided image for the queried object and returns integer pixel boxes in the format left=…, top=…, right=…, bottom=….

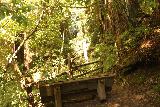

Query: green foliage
left=0, top=69, right=27, bottom=107
left=139, top=0, right=158, bottom=14
left=0, top=0, right=70, bottom=106
left=12, top=14, right=28, bottom=26
left=121, top=26, right=150, bottom=48
left=93, top=40, right=117, bottom=71
left=153, top=84, right=160, bottom=93
left=0, top=0, right=159, bottom=106
left=0, top=3, right=10, bottom=20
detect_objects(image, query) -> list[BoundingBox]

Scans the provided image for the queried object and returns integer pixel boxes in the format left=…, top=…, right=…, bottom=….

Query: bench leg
left=54, top=85, right=62, bottom=107
left=97, top=79, right=106, bottom=101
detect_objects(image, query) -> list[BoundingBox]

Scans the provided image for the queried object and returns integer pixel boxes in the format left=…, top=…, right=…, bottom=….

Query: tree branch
left=62, top=6, right=88, bottom=8
left=4, top=11, right=44, bottom=72
left=1, top=20, right=9, bottom=28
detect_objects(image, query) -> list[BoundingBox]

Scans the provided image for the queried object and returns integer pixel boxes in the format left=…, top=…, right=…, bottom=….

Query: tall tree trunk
left=99, top=0, right=106, bottom=42
left=127, top=0, right=143, bottom=26
left=14, top=33, right=34, bottom=107
left=150, top=0, right=160, bottom=27
left=14, top=33, right=24, bottom=73
left=107, top=0, right=129, bottom=63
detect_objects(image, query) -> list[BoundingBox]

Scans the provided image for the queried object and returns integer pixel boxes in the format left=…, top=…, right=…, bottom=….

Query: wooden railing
left=66, top=60, right=103, bottom=79
left=55, top=60, right=103, bottom=80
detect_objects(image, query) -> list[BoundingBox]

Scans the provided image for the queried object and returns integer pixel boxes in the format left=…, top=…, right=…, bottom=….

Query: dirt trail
left=107, top=84, right=151, bottom=107
left=107, top=66, right=160, bottom=107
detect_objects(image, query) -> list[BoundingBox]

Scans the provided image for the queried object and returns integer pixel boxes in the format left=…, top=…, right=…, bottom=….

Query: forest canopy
left=0, top=0, right=160, bottom=106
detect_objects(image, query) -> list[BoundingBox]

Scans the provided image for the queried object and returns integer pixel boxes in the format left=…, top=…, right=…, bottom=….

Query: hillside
left=108, top=64, right=160, bottom=107
left=107, top=28, right=160, bottom=107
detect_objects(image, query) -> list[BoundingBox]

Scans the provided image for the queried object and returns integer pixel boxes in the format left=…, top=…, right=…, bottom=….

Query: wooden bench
left=39, top=74, right=115, bottom=107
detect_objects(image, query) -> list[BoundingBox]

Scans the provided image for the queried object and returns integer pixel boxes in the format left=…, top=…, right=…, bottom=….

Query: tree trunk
left=128, top=0, right=143, bottom=26
left=150, top=1, right=160, bottom=27
left=14, top=32, right=34, bottom=107
left=107, top=0, right=129, bottom=63
left=99, top=0, right=106, bottom=42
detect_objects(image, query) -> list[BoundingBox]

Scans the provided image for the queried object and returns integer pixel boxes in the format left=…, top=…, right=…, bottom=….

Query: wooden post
left=54, top=85, right=62, bottom=107
left=68, top=53, right=73, bottom=79
left=97, top=79, right=106, bottom=101
left=100, top=61, right=104, bottom=72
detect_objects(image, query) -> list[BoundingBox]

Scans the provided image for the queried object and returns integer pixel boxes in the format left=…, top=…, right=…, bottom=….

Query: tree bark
left=107, top=0, right=129, bottom=63
left=14, top=33, right=34, bottom=107
left=128, top=0, right=143, bottom=26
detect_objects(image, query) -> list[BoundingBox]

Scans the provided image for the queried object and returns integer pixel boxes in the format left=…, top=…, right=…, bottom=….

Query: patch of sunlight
left=70, top=5, right=90, bottom=62
left=154, top=28, right=160, bottom=33
left=0, top=28, right=6, bottom=34
left=1, top=0, right=11, bottom=3
left=32, top=72, right=41, bottom=82
left=140, top=40, right=153, bottom=49
left=70, top=36, right=90, bottom=61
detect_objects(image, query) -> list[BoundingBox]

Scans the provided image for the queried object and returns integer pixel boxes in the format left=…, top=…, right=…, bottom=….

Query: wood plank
left=61, top=79, right=97, bottom=94
left=54, top=85, right=62, bottom=107
left=72, top=60, right=100, bottom=68
left=39, top=85, right=53, bottom=97
left=105, top=77, right=114, bottom=88
left=51, top=74, right=115, bottom=85
left=74, top=67, right=103, bottom=78
left=62, top=90, right=96, bottom=103
left=97, top=79, right=106, bottom=101
left=68, top=53, right=73, bottom=79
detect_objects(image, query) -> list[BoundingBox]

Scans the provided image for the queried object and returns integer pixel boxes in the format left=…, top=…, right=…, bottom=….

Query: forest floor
left=106, top=65, right=160, bottom=107
left=65, top=65, right=160, bottom=107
